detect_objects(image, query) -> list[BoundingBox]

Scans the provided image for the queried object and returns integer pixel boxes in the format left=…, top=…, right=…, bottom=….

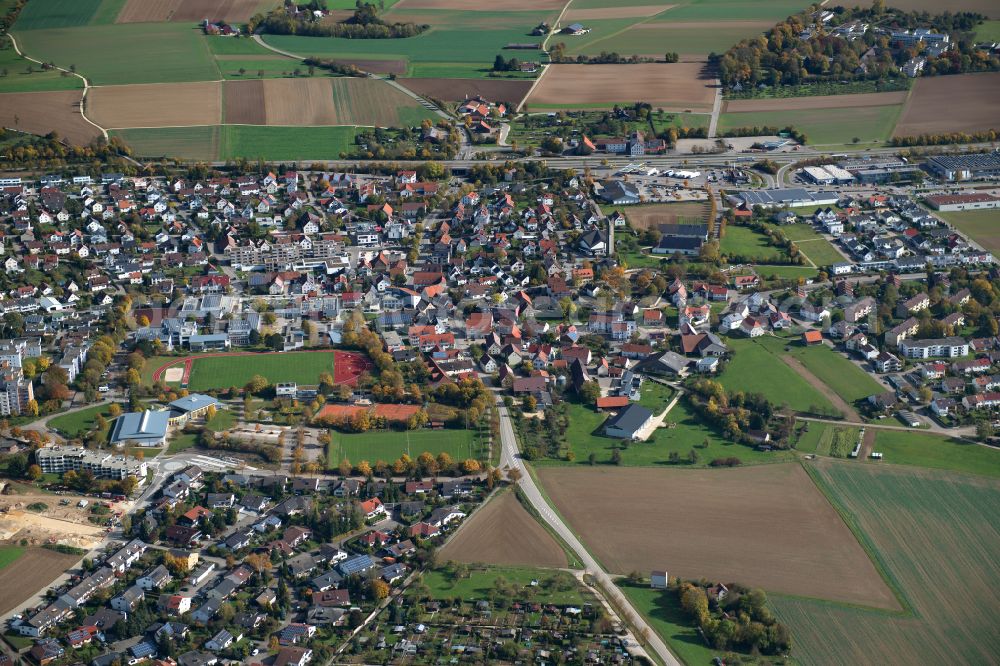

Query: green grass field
left=327, top=428, right=485, bottom=466
left=572, top=21, right=774, bottom=57
left=657, top=0, right=813, bottom=22
left=721, top=338, right=834, bottom=413
left=719, top=225, right=789, bottom=262
left=760, top=337, right=883, bottom=404
left=423, top=565, right=590, bottom=606
left=795, top=238, right=846, bottom=266
left=0, top=43, right=84, bottom=92
left=0, top=546, right=25, bottom=570
left=48, top=403, right=119, bottom=438
left=872, top=430, right=1000, bottom=478
left=934, top=209, right=1000, bottom=254
left=219, top=125, right=360, bottom=161
left=618, top=582, right=726, bottom=666
left=975, top=20, right=1000, bottom=41
left=14, top=0, right=105, bottom=30
left=15, top=23, right=220, bottom=85
left=719, top=104, right=904, bottom=148
left=185, top=351, right=338, bottom=391
left=775, top=461, right=1000, bottom=666
left=752, top=264, right=819, bottom=280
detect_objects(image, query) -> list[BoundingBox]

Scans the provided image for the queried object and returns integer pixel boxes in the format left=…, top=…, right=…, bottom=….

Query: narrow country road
left=496, top=399, right=682, bottom=666
left=707, top=79, right=722, bottom=139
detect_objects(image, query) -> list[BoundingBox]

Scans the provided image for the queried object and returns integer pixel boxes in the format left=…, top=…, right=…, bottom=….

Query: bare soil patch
left=894, top=72, right=1000, bottom=137
left=0, top=90, right=99, bottom=145
left=624, top=202, right=709, bottom=230
left=538, top=464, right=899, bottom=609
left=440, top=490, right=566, bottom=568
left=394, top=0, right=564, bottom=10
left=224, top=79, right=267, bottom=125
left=117, top=0, right=262, bottom=23
left=0, top=548, right=81, bottom=616
left=399, top=77, right=533, bottom=105
left=0, top=493, right=106, bottom=549
left=89, top=81, right=222, bottom=129
left=565, top=5, right=673, bottom=21
left=725, top=91, right=908, bottom=113
left=262, top=78, right=338, bottom=125
left=782, top=356, right=861, bottom=421
left=526, top=63, right=715, bottom=111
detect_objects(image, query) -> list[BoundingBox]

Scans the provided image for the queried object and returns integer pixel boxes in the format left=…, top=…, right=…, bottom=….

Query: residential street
left=495, top=398, right=682, bottom=666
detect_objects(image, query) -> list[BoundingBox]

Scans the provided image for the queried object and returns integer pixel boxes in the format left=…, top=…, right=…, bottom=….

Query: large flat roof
left=168, top=394, right=219, bottom=414
left=110, top=410, right=169, bottom=443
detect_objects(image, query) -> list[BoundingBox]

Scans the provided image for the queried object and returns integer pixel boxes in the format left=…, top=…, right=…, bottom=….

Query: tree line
left=252, top=4, right=428, bottom=39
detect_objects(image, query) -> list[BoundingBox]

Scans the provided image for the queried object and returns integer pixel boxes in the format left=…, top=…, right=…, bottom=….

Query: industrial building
left=925, top=193, right=1000, bottom=212
left=926, top=152, right=1000, bottom=181
left=730, top=188, right=839, bottom=208
left=800, top=165, right=855, bottom=185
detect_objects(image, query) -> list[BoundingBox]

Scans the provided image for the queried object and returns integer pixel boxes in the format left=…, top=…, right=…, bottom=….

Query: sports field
left=776, top=461, right=1000, bottom=665
left=719, top=104, right=904, bottom=148
left=934, top=209, right=1000, bottom=254
left=326, top=428, right=486, bottom=466
left=158, top=351, right=338, bottom=391
left=439, top=490, right=567, bottom=568
left=720, top=338, right=835, bottom=413
left=540, top=463, right=898, bottom=608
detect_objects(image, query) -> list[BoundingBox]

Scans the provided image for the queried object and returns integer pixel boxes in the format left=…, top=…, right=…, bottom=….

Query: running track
left=151, top=350, right=372, bottom=388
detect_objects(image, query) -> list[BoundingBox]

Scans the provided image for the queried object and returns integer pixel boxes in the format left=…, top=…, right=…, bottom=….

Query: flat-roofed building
left=36, top=446, right=147, bottom=480
left=110, top=409, right=170, bottom=447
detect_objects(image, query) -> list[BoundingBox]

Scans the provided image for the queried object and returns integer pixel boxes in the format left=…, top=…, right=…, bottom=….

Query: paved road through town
left=496, top=398, right=682, bottom=666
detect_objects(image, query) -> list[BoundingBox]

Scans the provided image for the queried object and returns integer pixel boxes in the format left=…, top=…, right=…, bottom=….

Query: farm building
left=650, top=571, right=669, bottom=589
left=603, top=403, right=653, bottom=440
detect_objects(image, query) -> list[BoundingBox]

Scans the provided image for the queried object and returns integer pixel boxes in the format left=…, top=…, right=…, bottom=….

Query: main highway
left=496, top=398, right=682, bottom=666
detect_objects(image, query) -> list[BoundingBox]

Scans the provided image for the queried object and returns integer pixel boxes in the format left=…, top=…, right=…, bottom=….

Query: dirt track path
left=859, top=427, right=876, bottom=459
left=781, top=355, right=862, bottom=422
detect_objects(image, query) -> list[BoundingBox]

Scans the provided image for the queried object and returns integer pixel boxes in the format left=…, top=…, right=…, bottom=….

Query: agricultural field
left=934, top=209, right=1000, bottom=254
left=795, top=423, right=861, bottom=458
left=397, top=77, right=532, bottom=105
left=0, top=40, right=84, bottom=93
left=894, top=72, right=1000, bottom=137
left=568, top=20, right=773, bottom=57
left=218, top=125, right=360, bottom=161
left=723, top=91, right=908, bottom=114
left=111, top=125, right=220, bottom=161
left=775, top=461, right=1000, bottom=666
left=719, top=225, right=789, bottom=262
left=719, top=103, right=904, bottom=148
left=13, top=0, right=119, bottom=30
left=326, top=428, right=486, bottom=466
left=0, top=545, right=25, bottom=570
left=114, top=0, right=269, bottom=24
left=89, top=81, right=222, bottom=128
left=539, top=463, right=898, bottom=608
left=0, top=547, right=82, bottom=615
left=0, top=90, right=100, bottom=145
left=623, top=202, right=709, bottom=231
left=872, top=430, right=1000, bottom=478
left=48, top=403, right=120, bottom=438
left=14, top=23, right=220, bottom=86
left=439, top=490, right=567, bottom=568
left=884, top=0, right=998, bottom=16
left=525, top=63, right=716, bottom=112
left=720, top=338, right=835, bottom=414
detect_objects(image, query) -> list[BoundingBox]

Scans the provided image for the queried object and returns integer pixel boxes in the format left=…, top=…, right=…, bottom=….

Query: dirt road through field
left=782, top=356, right=861, bottom=421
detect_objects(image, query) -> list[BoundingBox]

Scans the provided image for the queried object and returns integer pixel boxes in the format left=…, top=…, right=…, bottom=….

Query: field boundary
left=800, top=460, right=913, bottom=614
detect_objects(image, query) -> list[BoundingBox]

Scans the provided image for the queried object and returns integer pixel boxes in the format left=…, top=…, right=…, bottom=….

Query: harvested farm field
left=223, top=80, right=267, bottom=125
left=538, top=464, right=899, bottom=609
left=893, top=72, right=1000, bottom=137
left=116, top=0, right=265, bottom=23
left=623, top=202, right=709, bottom=230
left=724, top=91, right=907, bottom=113
left=394, top=0, right=564, bottom=9
left=88, top=81, right=222, bottom=128
left=440, top=490, right=567, bottom=568
left=261, top=78, right=339, bottom=126
left=0, top=547, right=81, bottom=616
left=564, top=5, right=673, bottom=21
left=774, top=461, right=1000, bottom=666
left=399, top=77, right=533, bottom=105
left=0, top=90, right=99, bottom=145
left=525, top=63, right=715, bottom=111
left=882, top=0, right=998, bottom=17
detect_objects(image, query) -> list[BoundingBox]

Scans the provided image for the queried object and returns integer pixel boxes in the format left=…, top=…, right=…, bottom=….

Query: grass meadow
left=0, top=546, right=25, bottom=571
left=0, top=43, right=84, bottom=93
left=423, top=565, right=589, bottom=606
left=48, top=403, right=119, bottom=438
left=872, top=430, right=1000, bottom=478
left=719, top=104, right=904, bottom=147
left=719, top=225, right=790, bottom=262
left=752, top=264, right=819, bottom=280
left=776, top=461, right=1000, bottom=666
left=935, top=209, right=1000, bottom=253
left=15, top=23, right=220, bottom=85
left=326, top=428, right=486, bottom=467
left=112, top=126, right=220, bottom=162
left=720, top=337, right=834, bottom=413
left=218, top=125, right=360, bottom=161
left=185, top=351, right=338, bottom=391
left=618, top=582, right=727, bottom=666
left=762, top=336, right=884, bottom=403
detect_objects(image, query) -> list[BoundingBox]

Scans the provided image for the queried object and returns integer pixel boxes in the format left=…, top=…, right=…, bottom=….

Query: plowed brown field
left=0, top=548, right=80, bottom=615
left=526, top=63, right=715, bottom=111
left=262, top=78, right=338, bottom=125
left=399, top=77, right=533, bottom=105
left=440, top=490, right=567, bottom=568
left=894, top=72, right=1000, bottom=137
left=0, top=90, right=99, bottom=145
left=117, top=0, right=263, bottom=23
left=538, top=464, right=900, bottom=609
left=725, top=91, right=907, bottom=113
left=89, top=82, right=222, bottom=128
left=224, top=79, right=266, bottom=125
